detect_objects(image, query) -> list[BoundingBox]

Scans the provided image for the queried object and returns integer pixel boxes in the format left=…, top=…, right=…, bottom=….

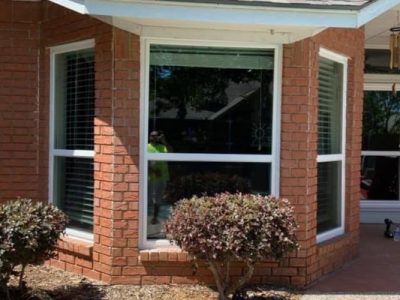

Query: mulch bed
left=2, top=265, right=299, bottom=300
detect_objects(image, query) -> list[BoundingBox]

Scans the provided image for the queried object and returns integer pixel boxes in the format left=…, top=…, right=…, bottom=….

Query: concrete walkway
left=302, top=224, right=400, bottom=299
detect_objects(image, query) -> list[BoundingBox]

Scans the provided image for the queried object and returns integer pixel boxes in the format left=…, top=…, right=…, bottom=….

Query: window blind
left=318, top=57, right=343, bottom=155
left=150, top=45, right=274, bottom=70
left=62, top=157, right=94, bottom=231
left=53, top=46, right=95, bottom=233
left=65, top=50, right=94, bottom=150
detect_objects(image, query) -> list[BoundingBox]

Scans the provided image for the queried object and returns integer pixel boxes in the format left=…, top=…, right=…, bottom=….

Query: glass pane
left=317, top=161, right=341, bottom=234
left=54, top=156, right=94, bottom=232
left=361, top=156, right=399, bottom=200
left=363, top=91, right=400, bottom=151
left=147, top=161, right=270, bottom=239
left=54, top=48, right=95, bottom=150
left=148, top=45, right=274, bottom=155
left=318, top=57, right=343, bottom=155
left=365, top=49, right=400, bottom=74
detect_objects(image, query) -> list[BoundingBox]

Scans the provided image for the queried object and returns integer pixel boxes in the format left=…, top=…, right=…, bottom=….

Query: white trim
left=65, top=228, right=94, bottom=241
left=364, top=74, right=400, bottom=87
left=49, top=0, right=87, bottom=14
left=63, top=0, right=358, bottom=28
left=146, top=153, right=273, bottom=163
left=272, top=45, right=282, bottom=197
left=316, top=227, right=345, bottom=244
left=316, top=48, right=348, bottom=244
left=361, top=200, right=400, bottom=209
left=317, top=154, right=344, bottom=163
left=50, top=39, right=95, bottom=55
left=52, top=0, right=400, bottom=30
left=357, top=0, right=400, bottom=27
left=319, top=47, right=349, bottom=64
left=139, top=37, right=281, bottom=249
left=49, top=39, right=95, bottom=242
left=362, top=151, right=400, bottom=157
left=53, top=149, right=95, bottom=158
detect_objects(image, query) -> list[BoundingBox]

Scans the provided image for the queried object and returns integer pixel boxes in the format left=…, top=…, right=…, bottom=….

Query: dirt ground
left=4, top=265, right=299, bottom=300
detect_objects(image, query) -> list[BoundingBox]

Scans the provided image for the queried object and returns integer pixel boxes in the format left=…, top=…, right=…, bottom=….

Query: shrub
left=165, top=193, right=299, bottom=300
left=165, top=172, right=251, bottom=204
left=0, top=199, right=68, bottom=299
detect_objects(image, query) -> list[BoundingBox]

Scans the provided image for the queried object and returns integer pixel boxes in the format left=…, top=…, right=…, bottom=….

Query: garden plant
left=0, top=198, right=68, bottom=300
left=165, top=193, right=299, bottom=300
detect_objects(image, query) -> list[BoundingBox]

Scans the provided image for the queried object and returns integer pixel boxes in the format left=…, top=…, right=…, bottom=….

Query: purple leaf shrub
left=165, top=193, right=299, bottom=300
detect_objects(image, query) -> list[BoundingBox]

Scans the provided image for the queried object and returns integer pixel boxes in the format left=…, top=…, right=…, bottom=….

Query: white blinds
left=318, top=57, right=343, bottom=155
left=63, top=157, right=94, bottom=228
left=64, top=50, right=95, bottom=150
left=54, top=47, right=95, bottom=232
left=317, top=54, right=345, bottom=236
left=150, top=45, right=274, bottom=69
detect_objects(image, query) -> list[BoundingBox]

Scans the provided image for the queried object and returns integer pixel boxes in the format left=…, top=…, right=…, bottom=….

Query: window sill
left=139, top=248, right=191, bottom=263
left=58, top=236, right=93, bottom=258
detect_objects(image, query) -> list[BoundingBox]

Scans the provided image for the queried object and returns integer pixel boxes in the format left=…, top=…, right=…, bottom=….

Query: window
left=140, top=41, right=281, bottom=248
left=317, top=48, right=347, bottom=243
left=49, top=40, right=95, bottom=240
left=361, top=90, right=400, bottom=201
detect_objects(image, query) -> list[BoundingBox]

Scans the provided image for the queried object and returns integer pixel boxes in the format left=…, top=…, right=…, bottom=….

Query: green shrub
left=165, top=172, right=251, bottom=204
left=0, top=199, right=68, bottom=299
left=165, top=193, right=299, bottom=300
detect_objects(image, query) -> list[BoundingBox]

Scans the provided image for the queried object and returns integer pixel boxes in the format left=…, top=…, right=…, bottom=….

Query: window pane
left=363, top=91, right=400, bottom=151
left=317, top=161, right=341, bottom=234
left=361, top=156, right=399, bottom=200
left=54, top=157, right=94, bottom=232
left=148, top=45, right=274, bottom=154
left=318, top=57, right=343, bottom=155
left=147, top=161, right=270, bottom=239
left=54, top=48, right=94, bottom=150
left=365, top=49, right=400, bottom=74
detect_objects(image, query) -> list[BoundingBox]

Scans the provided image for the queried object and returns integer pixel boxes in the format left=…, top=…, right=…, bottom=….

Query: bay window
left=140, top=41, right=281, bottom=248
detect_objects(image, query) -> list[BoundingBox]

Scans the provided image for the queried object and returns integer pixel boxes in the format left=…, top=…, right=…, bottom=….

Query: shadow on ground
left=1, top=281, right=106, bottom=300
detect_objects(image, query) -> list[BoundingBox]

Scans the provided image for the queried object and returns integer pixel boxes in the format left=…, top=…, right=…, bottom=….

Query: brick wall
left=281, top=27, right=364, bottom=285
left=0, top=0, right=41, bottom=202
left=0, top=0, right=365, bottom=288
left=38, top=0, right=114, bottom=281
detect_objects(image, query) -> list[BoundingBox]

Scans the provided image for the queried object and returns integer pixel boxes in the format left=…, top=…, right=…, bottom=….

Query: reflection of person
left=148, top=131, right=170, bottom=224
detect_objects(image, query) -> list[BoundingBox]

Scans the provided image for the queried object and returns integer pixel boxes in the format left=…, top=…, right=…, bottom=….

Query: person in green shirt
left=148, top=131, right=170, bottom=224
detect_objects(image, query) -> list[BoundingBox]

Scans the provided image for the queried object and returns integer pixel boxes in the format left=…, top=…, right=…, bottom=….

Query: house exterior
left=0, top=0, right=399, bottom=287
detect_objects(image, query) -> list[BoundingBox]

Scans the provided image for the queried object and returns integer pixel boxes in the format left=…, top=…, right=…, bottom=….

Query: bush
left=0, top=199, right=68, bottom=299
left=165, top=193, right=299, bottom=300
left=165, top=172, right=251, bottom=204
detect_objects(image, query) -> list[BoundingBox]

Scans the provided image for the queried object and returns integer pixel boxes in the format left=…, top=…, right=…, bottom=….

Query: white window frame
left=361, top=82, right=400, bottom=213
left=316, top=48, right=348, bottom=244
left=139, top=37, right=282, bottom=249
left=49, top=39, right=95, bottom=242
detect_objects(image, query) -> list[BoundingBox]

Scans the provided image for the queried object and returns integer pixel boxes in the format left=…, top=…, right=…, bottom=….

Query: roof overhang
left=50, top=0, right=400, bottom=43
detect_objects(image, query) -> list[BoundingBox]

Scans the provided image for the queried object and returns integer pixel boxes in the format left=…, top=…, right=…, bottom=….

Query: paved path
left=300, top=224, right=400, bottom=299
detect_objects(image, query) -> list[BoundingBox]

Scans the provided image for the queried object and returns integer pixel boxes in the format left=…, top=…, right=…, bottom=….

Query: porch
left=307, top=223, right=400, bottom=293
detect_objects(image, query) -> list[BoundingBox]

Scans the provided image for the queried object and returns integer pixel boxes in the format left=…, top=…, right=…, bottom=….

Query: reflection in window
left=149, top=45, right=274, bottom=154
left=363, top=91, right=400, bottom=151
left=147, top=161, right=271, bottom=239
left=145, top=45, right=275, bottom=243
left=361, top=156, right=399, bottom=200
left=317, top=162, right=341, bottom=234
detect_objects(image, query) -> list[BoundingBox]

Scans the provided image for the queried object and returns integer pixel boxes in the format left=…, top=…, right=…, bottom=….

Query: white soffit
left=50, top=0, right=400, bottom=43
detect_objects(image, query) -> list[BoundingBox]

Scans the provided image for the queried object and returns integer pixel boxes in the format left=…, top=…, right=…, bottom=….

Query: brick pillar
left=281, top=39, right=318, bottom=287
left=93, top=28, right=141, bottom=284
